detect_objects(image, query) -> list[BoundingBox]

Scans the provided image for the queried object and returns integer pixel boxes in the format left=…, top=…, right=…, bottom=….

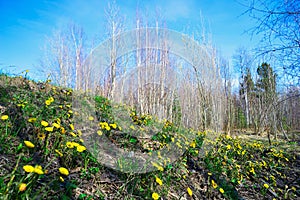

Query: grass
left=0, top=72, right=299, bottom=200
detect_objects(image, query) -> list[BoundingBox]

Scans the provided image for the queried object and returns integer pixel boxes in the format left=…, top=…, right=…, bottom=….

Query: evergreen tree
left=256, top=62, right=276, bottom=95
left=254, top=62, right=277, bottom=141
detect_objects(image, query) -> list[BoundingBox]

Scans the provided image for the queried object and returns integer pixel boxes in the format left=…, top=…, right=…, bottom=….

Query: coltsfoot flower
left=59, top=167, right=69, bottom=176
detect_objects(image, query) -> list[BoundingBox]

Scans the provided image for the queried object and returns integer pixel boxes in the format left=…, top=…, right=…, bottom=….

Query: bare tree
left=233, top=47, right=254, bottom=128
left=70, top=24, right=86, bottom=91
left=243, top=0, right=300, bottom=84
left=39, top=23, right=88, bottom=90
left=104, top=0, right=125, bottom=99
left=40, top=29, right=73, bottom=88
left=220, top=58, right=233, bottom=134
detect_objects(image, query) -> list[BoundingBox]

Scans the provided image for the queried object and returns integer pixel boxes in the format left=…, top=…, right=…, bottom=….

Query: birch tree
left=40, top=24, right=87, bottom=89
left=233, top=47, right=254, bottom=128
left=104, top=0, right=124, bottom=99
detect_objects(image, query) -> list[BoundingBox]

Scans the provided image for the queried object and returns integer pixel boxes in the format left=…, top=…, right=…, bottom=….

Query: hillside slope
left=0, top=74, right=299, bottom=200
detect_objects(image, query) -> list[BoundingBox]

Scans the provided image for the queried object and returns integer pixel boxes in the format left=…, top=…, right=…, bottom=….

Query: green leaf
left=166, top=164, right=173, bottom=169
left=17, top=143, right=23, bottom=152
left=78, top=193, right=87, bottom=199
left=129, top=138, right=137, bottom=144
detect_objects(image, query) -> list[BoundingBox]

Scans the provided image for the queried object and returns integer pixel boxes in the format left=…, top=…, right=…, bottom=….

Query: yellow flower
left=41, top=120, right=49, bottom=127
left=76, top=145, right=86, bottom=152
left=34, top=165, right=44, bottom=175
left=110, top=123, right=117, bottom=129
left=242, top=150, right=246, bottom=155
left=97, top=130, right=103, bottom=136
left=152, top=162, right=164, bottom=171
left=219, top=188, right=224, bottom=193
left=70, top=124, right=74, bottom=130
left=45, top=100, right=51, bottom=106
left=19, top=183, right=27, bottom=192
left=23, top=165, right=35, bottom=173
left=17, top=103, right=25, bottom=108
left=35, top=165, right=42, bottom=170
left=61, top=127, right=66, bottom=134
left=53, top=123, right=60, bottom=128
left=88, top=116, right=94, bottom=121
left=1, top=115, right=8, bottom=120
left=24, top=141, right=35, bottom=148
left=59, top=176, right=64, bottom=182
left=263, top=183, right=269, bottom=189
left=187, top=187, right=193, bottom=196
left=66, top=141, right=74, bottom=148
left=49, top=97, right=54, bottom=102
left=99, top=122, right=109, bottom=129
left=250, top=167, right=255, bottom=174
left=45, top=126, right=54, bottom=132
left=55, top=118, right=61, bottom=124
left=155, top=176, right=163, bottom=185
left=59, top=167, right=69, bottom=176
left=69, top=132, right=77, bottom=137
left=152, top=192, right=160, bottom=200
left=225, top=135, right=231, bottom=139
left=71, top=142, right=79, bottom=147
left=190, top=141, right=196, bottom=148
left=28, top=117, right=37, bottom=123
left=37, top=132, right=46, bottom=140
left=55, top=149, right=63, bottom=157
left=208, top=172, right=212, bottom=176
left=226, top=144, right=231, bottom=150
left=105, top=125, right=111, bottom=131
left=211, top=180, right=218, bottom=188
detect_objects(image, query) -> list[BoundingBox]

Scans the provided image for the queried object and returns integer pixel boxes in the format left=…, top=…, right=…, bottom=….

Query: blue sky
left=0, top=0, right=258, bottom=80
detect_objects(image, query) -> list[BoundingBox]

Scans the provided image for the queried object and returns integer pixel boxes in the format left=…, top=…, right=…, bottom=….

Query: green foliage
left=95, top=95, right=113, bottom=122
left=235, top=107, right=247, bottom=129
left=203, top=134, right=297, bottom=199
left=256, top=62, right=276, bottom=95
left=171, top=95, right=182, bottom=126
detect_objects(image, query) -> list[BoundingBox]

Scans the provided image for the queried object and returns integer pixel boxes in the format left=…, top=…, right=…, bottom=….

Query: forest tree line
left=39, top=0, right=300, bottom=141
